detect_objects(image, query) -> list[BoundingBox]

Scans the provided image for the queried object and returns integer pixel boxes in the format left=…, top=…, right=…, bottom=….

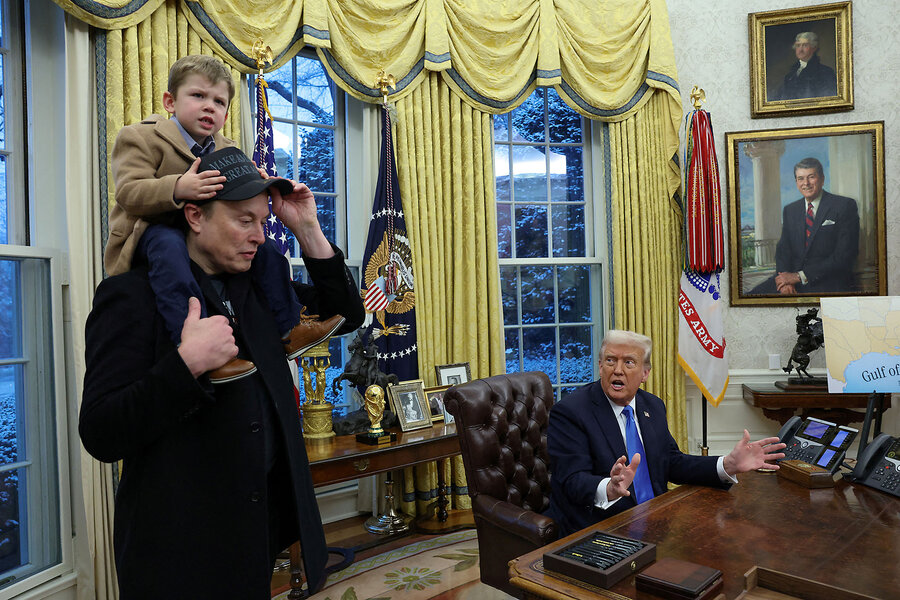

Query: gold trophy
left=356, top=384, right=397, bottom=445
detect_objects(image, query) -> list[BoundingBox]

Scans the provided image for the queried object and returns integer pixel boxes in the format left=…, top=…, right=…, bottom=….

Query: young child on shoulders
left=106, top=54, right=343, bottom=383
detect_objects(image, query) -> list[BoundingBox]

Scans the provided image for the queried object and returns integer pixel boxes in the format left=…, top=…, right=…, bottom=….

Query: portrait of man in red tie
left=748, top=157, right=859, bottom=295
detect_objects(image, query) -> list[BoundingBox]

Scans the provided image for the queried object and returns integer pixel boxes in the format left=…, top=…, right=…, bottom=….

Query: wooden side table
left=741, top=382, right=889, bottom=430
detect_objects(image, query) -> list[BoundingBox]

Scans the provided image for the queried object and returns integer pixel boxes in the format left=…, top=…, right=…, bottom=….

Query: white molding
left=315, top=482, right=365, bottom=525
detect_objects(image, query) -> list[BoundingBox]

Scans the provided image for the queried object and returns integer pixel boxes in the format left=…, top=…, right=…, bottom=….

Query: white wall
left=667, top=0, right=900, bottom=443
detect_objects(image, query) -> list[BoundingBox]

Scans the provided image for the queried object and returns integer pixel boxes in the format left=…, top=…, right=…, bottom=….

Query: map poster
left=820, top=297, right=900, bottom=393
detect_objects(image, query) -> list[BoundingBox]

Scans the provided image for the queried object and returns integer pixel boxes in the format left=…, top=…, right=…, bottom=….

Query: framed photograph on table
left=387, top=380, right=432, bottom=432
left=749, top=2, right=852, bottom=118
left=424, top=385, right=451, bottom=423
left=725, top=121, right=885, bottom=306
left=435, top=362, right=471, bottom=386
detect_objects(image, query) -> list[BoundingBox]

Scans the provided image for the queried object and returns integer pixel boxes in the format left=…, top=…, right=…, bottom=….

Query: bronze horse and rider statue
left=783, top=308, right=826, bottom=383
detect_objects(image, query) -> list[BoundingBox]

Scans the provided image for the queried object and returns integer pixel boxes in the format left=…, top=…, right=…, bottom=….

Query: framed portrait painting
left=387, top=380, right=432, bottom=432
left=749, top=2, right=853, bottom=118
left=435, top=362, right=471, bottom=387
left=424, top=385, right=451, bottom=423
left=725, top=121, right=885, bottom=306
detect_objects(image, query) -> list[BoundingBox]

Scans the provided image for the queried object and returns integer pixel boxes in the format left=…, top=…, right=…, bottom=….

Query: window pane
left=522, top=327, right=555, bottom=379
left=552, top=204, right=585, bottom=257
left=520, top=266, right=554, bottom=324
left=298, top=126, right=335, bottom=193
left=550, top=147, right=583, bottom=203
left=263, top=68, right=293, bottom=121
left=0, top=469, right=22, bottom=572
left=0, top=155, right=7, bottom=245
left=0, top=259, right=18, bottom=353
left=547, top=88, right=582, bottom=144
left=295, top=57, right=334, bottom=125
left=557, top=265, right=591, bottom=323
left=314, top=194, right=336, bottom=245
left=560, top=326, right=592, bottom=384
left=0, top=53, right=5, bottom=148
left=500, top=266, right=518, bottom=324
left=512, top=145, right=546, bottom=203
left=515, top=204, right=548, bottom=258
left=505, top=329, right=520, bottom=374
left=0, top=365, right=20, bottom=465
left=494, top=145, right=510, bottom=202
left=493, top=112, right=509, bottom=143
left=272, top=121, right=295, bottom=179
left=497, top=203, right=512, bottom=259
left=510, top=88, right=545, bottom=142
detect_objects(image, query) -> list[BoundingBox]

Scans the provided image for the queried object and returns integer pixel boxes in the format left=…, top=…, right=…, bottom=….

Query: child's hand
left=174, top=157, right=226, bottom=202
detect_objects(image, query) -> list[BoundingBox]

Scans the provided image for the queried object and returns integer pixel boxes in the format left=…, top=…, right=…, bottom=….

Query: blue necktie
left=623, top=404, right=654, bottom=503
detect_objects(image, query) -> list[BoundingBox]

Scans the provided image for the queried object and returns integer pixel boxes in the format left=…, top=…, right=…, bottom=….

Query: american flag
left=252, top=77, right=290, bottom=256
left=360, top=107, right=418, bottom=383
left=253, top=76, right=301, bottom=405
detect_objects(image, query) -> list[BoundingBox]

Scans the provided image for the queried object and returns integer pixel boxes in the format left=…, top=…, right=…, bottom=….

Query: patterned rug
left=273, top=529, right=512, bottom=600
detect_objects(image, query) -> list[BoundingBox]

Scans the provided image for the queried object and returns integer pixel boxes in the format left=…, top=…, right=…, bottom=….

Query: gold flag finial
left=375, top=70, right=396, bottom=105
left=251, top=38, right=274, bottom=76
left=690, top=86, right=706, bottom=110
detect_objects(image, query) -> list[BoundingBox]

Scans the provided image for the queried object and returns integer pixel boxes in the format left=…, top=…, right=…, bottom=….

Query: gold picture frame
left=387, top=379, right=433, bottom=432
left=749, top=2, right=853, bottom=118
left=434, top=362, right=471, bottom=386
left=725, top=121, right=885, bottom=306
left=424, top=385, right=451, bottom=423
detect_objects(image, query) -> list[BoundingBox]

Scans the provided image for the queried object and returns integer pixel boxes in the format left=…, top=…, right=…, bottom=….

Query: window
left=0, top=0, right=71, bottom=594
left=0, top=251, right=66, bottom=594
left=495, top=88, right=603, bottom=400
left=251, top=52, right=355, bottom=411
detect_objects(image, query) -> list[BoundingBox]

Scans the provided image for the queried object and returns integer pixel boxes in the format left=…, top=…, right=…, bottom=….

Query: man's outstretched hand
left=723, top=429, right=786, bottom=476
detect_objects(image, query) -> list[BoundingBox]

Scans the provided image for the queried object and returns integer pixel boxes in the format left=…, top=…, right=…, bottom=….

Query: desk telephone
left=846, top=433, right=900, bottom=497
left=776, top=416, right=857, bottom=474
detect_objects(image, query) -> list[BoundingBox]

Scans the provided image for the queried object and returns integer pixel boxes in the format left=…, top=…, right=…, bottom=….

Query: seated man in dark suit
left=749, top=157, right=859, bottom=295
left=546, top=329, right=784, bottom=537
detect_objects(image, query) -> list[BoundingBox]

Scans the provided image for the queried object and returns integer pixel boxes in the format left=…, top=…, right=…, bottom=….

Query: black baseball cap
left=196, top=146, right=293, bottom=203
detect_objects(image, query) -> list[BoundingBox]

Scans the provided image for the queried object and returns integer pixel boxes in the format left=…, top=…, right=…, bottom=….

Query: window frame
left=495, top=90, right=607, bottom=401
left=0, top=246, right=72, bottom=597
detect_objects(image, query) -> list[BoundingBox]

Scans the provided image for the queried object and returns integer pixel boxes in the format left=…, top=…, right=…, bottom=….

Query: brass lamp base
left=365, top=473, right=411, bottom=534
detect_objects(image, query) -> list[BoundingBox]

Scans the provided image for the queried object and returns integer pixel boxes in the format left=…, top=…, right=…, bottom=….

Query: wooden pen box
left=543, top=530, right=656, bottom=589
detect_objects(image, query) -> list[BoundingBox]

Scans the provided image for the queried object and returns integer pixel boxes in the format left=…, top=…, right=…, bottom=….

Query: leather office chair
left=444, top=371, right=557, bottom=598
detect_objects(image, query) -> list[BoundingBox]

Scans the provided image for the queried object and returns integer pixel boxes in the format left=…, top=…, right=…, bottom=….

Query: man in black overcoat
left=79, top=148, right=364, bottom=598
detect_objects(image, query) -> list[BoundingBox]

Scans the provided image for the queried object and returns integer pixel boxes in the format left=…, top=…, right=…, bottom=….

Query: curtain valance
left=53, top=0, right=679, bottom=121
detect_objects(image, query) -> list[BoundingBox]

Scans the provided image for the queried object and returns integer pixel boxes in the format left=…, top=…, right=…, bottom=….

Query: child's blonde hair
left=167, top=54, right=235, bottom=104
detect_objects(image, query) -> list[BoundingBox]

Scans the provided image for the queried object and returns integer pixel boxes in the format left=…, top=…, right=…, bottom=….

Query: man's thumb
left=188, top=157, right=201, bottom=173
left=185, top=296, right=201, bottom=322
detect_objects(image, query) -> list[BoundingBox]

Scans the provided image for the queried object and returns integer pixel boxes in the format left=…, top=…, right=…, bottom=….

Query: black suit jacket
left=80, top=248, right=364, bottom=599
left=545, top=382, right=725, bottom=537
left=774, top=190, right=859, bottom=293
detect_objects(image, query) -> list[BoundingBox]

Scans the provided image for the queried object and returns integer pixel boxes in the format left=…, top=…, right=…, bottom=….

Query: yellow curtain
left=393, top=74, right=504, bottom=515
left=102, top=1, right=243, bottom=225
left=606, top=91, right=687, bottom=447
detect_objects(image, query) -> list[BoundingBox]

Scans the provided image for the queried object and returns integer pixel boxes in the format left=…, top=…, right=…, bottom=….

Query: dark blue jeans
left=138, top=225, right=301, bottom=344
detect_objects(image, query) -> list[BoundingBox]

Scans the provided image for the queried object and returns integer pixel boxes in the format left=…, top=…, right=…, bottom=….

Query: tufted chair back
left=444, top=371, right=557, bottom=597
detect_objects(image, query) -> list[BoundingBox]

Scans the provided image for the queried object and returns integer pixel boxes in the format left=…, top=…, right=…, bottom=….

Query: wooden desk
left=288, top=424, right=463, bottom=598
left=305, top=423, right=460, bottom=486
left=742, top=382, right=889, bottom=427
left=509, top=470, right=900, bottom=599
